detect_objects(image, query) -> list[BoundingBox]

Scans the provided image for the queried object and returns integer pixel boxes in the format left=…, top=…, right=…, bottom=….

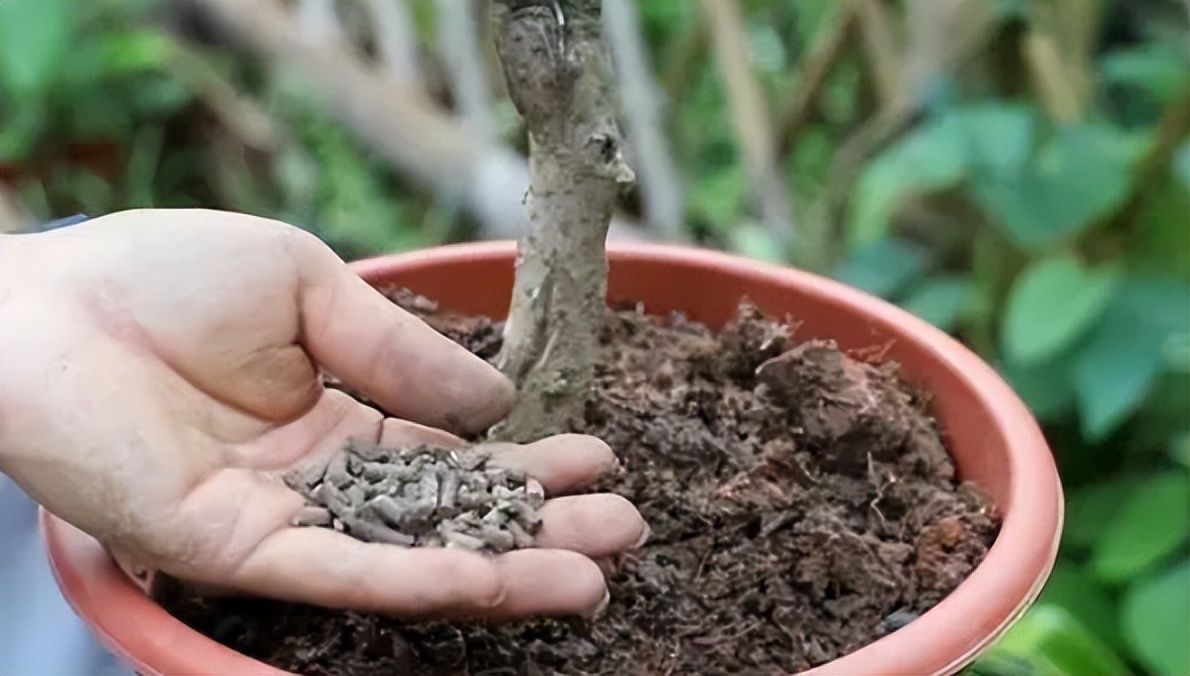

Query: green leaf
left=639, top=0, right=696, bottom=40
left=99, top=30, right=173, bottom=74
left=126, top=75, right=192, bottom=117
left=0, top=100, right=46, bottom=162
left=1133, top=372, right=1190, bottom=464
left=849, top=116, right=967, bottom=245
left=954, top=103, right=1036, bottom=175
left=689, top=164, right=745, bottom=235
left=77, top=0, right=160, bottom=23
left=1001, top=355, right=1077, bottom=420
left=789, top=124, right=833, bottom=190
left=1103, top=43, right=1190, bottom=105
left=124, top=127, right=164, bottom=208
left=1076, top=277, right=1190, bottom=438
left=1037, top=562, right=1123, bottom=653
left=900, top=276, right=972, bottom=332
left=1091, top=472, right=1189, bottom=584
left=965, top=652, right=1040, bottom=676
left=1064, top=475, right=1146, bottom=551
left=301, top=118, right=413, bottom=254
left=728, top=222, right=786, bottom=264
left=1122, top=561, right=1190, bottom=676
left=0, top=0, right=74, bottom=96
left=970, top=122, right=1146, bottom=248
left=1073, top=309, right=1166, bottom=441
left=1001, top=356, right=1076, bottom=420
left=1170, top=432, right=1189, bottom=468
left=1138, top=177, right=1190, bottom=277
left=747, top=24, right=786, bottom=74
left=1003, top=255, right=1119, bottom=364
left=834, top=237, right=930, bottom=299
left=979, top=605, right=1132, bottom=675
left=789, top=0, right=835, bottom=46
left=64, top=93, right=132, bottom=140
left=1118, top=275, right=1190, bottom=338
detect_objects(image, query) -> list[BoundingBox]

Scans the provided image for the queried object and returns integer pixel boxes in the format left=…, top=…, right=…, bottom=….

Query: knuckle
left=470, top=563, right=508, bottom=611
left=446, top=555, right=507, bottom=611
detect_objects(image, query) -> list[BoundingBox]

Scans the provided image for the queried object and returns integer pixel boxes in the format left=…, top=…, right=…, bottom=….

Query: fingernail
left=632, top=522, right=651, bottom=549
left=590, top=588, right=611, bottom=619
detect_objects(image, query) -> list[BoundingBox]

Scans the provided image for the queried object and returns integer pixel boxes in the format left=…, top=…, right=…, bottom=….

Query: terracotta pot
left=42, top=242, right=1063, bottom=675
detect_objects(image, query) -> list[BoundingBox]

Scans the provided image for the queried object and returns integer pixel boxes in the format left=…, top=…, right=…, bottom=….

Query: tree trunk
left=492, top=0, right=633, bottom=442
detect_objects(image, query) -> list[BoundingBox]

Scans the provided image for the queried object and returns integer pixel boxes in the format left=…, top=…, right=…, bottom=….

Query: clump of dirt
left=285, top=444, right=545, bottom=553
left=160, top=292, right=998, bottom=674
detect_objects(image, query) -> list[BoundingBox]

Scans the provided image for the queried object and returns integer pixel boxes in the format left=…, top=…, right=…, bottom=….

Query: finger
left=223, top=527, right=607, bottom=619
left=290, top=235, right=513, bottom=435
left=487, top=549, right=609, bottom=619
left=535, top=494, right=648, bottom=559
left=484, top=434, right=620, bottom=495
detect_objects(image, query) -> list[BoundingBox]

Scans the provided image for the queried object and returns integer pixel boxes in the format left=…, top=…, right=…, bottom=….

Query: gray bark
left=492, top=0, right=634, bottom=441
left=366, top=0, right=421, bottom=86
left=702, top=0, right=796, bottom=252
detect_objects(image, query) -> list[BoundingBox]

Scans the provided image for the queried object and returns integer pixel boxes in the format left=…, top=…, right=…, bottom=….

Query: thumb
left=290, top=234, right=514, bottom=435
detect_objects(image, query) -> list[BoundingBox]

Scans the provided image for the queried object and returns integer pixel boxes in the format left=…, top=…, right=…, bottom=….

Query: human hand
left=0, top=209, right=645, bottom=618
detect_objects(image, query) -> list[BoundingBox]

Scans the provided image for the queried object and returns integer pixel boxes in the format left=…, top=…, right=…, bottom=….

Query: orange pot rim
left=42, top=241, right=1062, bottom=675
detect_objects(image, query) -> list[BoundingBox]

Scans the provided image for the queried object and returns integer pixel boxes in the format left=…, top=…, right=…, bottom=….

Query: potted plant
left=43, top=240, right=1062, bottom=674
left=42, top=1, right=1061, bottom=673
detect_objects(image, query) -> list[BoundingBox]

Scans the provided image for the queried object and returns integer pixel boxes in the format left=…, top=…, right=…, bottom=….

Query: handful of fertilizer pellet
left=285, top=443, right=545, bottom=554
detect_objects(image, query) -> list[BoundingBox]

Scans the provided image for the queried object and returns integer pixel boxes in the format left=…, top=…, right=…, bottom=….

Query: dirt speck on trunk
left=160, top=290, right=998, bottom=675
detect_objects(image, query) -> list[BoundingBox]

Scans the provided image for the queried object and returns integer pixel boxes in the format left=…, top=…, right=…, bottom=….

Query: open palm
left=0, top=209, right=644, bottom=619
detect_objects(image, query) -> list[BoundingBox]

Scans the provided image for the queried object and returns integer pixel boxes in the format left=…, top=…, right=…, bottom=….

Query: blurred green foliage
left=1, top=0, right=1187, bottom=674
left=0, top=0, right=455, bottom=258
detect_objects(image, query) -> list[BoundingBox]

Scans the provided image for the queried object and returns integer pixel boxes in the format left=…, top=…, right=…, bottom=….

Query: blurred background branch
left=366, top=0, right=421, bottom=87
left=434, top=0, right=492, bottom=142
left=191, top=0, right=643, bottom=242
left=701, top=0, right=796, bottom=257
left=776, top=1, right=856, bottom=156
left=604, top=0, right=684, bottom=240
left=193, top=0, right=509, bottom=237
left=297, top=0, right=346, bottom=47
left=854, top=0, right=906, bottom=111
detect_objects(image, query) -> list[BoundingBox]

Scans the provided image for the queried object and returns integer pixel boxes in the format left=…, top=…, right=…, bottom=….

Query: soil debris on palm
left=161, top=292, right=998, bottom=674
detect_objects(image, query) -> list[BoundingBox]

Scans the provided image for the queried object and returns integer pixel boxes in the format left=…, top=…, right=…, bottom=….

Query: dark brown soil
left=160, top=293, right=998, bottom=674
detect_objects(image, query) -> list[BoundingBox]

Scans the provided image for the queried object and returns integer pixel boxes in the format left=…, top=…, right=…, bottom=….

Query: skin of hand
left=0, top=209, right=646, bottom=619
